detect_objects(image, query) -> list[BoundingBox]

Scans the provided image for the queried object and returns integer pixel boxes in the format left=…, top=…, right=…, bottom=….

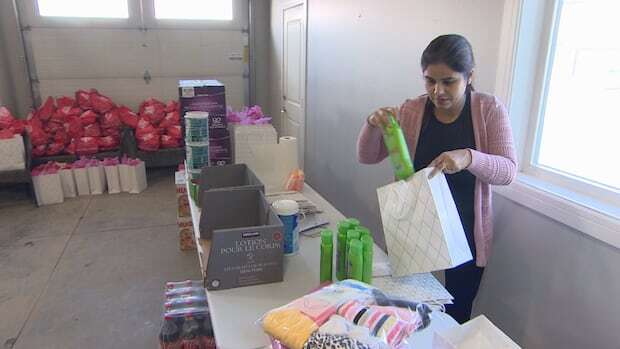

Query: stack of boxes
left=176, top=170, right=196, bottom=251
left=179, top=80, right=232, bottom=167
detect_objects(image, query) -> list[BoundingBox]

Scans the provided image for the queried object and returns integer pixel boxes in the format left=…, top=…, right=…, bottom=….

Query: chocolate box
left=178, top=80, right=227, bottom=130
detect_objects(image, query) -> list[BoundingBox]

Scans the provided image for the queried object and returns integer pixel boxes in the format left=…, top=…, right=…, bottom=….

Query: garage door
left=18, top=0, right=249, bottom=110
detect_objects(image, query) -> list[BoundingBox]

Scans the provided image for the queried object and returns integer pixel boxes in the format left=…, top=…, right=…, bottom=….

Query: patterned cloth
left=303, top=332, right=370, bottom=349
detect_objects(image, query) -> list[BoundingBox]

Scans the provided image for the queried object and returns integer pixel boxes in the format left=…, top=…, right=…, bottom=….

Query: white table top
left=189, top=184, right=458, bottom=349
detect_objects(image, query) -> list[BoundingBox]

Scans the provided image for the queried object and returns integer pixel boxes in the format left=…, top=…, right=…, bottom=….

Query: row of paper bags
left=32, top=156, right=147, bottom=206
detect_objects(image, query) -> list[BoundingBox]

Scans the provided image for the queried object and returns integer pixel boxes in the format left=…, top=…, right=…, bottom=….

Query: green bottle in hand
left=382, top=112, right=414, bottom=180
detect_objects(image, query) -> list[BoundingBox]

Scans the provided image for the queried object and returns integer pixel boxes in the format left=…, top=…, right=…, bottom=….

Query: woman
left=357, top=34, right=517, bottom=323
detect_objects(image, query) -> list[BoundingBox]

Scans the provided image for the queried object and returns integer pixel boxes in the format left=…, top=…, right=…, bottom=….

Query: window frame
left=21, top=0, right=140, bottom=28
left=518, top=0, right=620, bottom=211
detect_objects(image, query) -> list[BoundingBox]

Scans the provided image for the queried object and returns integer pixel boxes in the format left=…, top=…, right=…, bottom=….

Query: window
left=527, top=0, right=620, bottom=205
left=154, top=0, right=233, bottom=20
left=37, top=0, right=129, bottom=18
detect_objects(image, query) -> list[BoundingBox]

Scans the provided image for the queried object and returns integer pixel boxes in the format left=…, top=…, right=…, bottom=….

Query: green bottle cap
left=346, top=230, right=361, bottom=241
left=346, top=218, right=360, bottom=228
left=357, top=226, right=371, bottom=238
left=337, top=221, right=351, bottom=235
left=321, top=230, right=333, bottom=245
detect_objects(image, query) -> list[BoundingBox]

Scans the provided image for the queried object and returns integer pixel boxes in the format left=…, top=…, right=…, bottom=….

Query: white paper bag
left=0, top=134, right=25, bottom=171
left=88, top=165, right=107, bottom=195
left=433, top=315, right=520, bottom=349
left=230, top=124, right=278, bottom=164
left=73, top=167, right=90, bottom=196
left=128, top=161, right=147, bottom=194
left=377, top=167, right=473, bottom=275
left=244, top=136, right=298, bottom=194
left=32, top=172, right=64, bottom=206
left=104, top=165, right=121, bottom=194
left=59, top=168, right=77, bottom=198
left=119, top=164, right=132, bottom=192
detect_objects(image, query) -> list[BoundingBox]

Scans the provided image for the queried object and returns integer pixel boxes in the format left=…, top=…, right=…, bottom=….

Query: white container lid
left=186, top=141, right=210, bottom=146
left=185, top=111, right=209, bottom=119
left=272, top=199, right=299, bottom=216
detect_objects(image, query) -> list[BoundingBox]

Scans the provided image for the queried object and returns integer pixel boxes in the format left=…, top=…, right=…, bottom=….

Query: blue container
left=272, top=200, right=300, bottom=255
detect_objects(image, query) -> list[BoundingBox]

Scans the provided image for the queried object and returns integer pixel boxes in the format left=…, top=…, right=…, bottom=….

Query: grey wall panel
left=474, top=194, right=620, bottom=348
left=250, top=0, right=271, bottom=114
left=304, top=0, right=504, bottom=247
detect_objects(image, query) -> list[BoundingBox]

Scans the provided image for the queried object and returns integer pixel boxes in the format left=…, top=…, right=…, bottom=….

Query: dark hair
left=421, top=34, right=475, bottom=82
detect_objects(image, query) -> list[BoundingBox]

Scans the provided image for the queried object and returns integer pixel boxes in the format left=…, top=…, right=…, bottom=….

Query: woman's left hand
left=428, top=149, right=472, bottom=178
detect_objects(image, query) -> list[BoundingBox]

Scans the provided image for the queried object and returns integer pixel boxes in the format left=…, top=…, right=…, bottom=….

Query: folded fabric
left=303, top=332, right=371, bottom=349
left=262, top=309, right=318, bottom=349
left=319, top=315, right=389, bottom=349
left=337, top=301, right=420, bottom=347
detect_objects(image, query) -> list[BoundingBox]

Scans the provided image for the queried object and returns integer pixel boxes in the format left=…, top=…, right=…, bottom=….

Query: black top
left=413, top=93, right=477, bottom=256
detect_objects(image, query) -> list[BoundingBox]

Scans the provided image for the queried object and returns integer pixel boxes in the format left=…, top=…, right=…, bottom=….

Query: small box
left=200, top=189, right=284, bottom=290
left=175, top=171, right=191, bottom=218
left=179, top=80, right=227, bottom=131
left=178, top=218, right=196, bottom=251
left=197, top=164, right=264, bottom=208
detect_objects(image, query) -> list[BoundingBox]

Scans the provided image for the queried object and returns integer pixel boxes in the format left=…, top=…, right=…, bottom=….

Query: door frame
left=279, top=0, right=307, bottom=169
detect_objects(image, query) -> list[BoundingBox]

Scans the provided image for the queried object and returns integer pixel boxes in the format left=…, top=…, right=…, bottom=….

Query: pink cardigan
left=357, top=92, right=517, bottom=266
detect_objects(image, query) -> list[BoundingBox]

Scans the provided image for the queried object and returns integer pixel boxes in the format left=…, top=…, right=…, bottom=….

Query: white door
left=281, top=3, right=306, bottom=169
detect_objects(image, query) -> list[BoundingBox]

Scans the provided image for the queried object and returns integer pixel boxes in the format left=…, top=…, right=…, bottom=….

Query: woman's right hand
left=367, top=107, right=399, bottom=129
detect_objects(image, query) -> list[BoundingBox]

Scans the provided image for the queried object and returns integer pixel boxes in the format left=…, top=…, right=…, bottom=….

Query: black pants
left=444, top=260, right=484, bottom=324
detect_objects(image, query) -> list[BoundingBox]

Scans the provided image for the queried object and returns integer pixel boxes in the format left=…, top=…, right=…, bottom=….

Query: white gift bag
left=88, top=163, right=107, bottom=195
left=73, top=167, right=90, bottom=196
left=244, top=136, right=298, bottom=194
left=377, top=167, right=473, bottom=275
left=119, top=163, right=132, bottom=192
left=32, top=170, right=64, bottom=206
left=0, top=134, right=25, bottom=171
left=59, top=168, right=77, bottom=198
left=433, top=315, right=520, bottom=349
left=128, top=160, right=147, bottom=194
left=104, top=164, right=121, bottom=194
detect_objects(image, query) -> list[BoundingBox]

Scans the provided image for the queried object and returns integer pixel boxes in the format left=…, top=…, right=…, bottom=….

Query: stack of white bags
left=32, top=156, right=147, bottom=206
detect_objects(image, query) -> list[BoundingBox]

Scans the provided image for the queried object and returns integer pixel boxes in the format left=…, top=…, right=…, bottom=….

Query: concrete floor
left=0, top=168, right=201, bottom=349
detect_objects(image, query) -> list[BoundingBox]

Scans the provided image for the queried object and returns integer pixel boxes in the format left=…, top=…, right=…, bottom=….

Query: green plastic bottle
left=382, top=112, right=414, bottom=180
left=357, top=226, right=371, bottom=239
left=320, top=230, right=333, bottom=283
left=361, top=235, right=374, bottom=284
left=336, top=221, right=351, bottom=281
left=348, top=239, right=363, bottom=281
left=346, top=231, right=361, bottom=278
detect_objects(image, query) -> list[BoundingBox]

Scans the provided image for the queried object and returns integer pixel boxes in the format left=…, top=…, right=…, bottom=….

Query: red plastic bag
left=30, top=128, right=48, bottom=146
left=137, top=132, right=160, bottom=151
left=76, top=89, right=94, bottom=110
left=159, top=111, right=180, bottom=128
left=165, top=100, right=179, bottom=113
left=139, top=98, right=166, bottom=125
left=118, top=106, right=138, bottom=128
left=91, top=92, right=115, bottom=113
left=101, top=127, right=120, bottom=137
left=0, top=129, right=14, bottom=139
left=135, top=117, right=157, bottom=137
left=37, top=97, right=55, bottom=121
left=98, top=135, right=119, bottom=151
left=101, top=109, right=121, bottom=129
left=84, top=123, right=102, bottom=137
left=166, top=125, right=183, bottom=139
left=32, top=144, right=47, bottom=157
left=46, top=142, right=64, bottom=156
left=51, top=109, right=67, bottom=123
left=53, top=130, right=70, bottom=145
left=161, top=134, right=181, bottom=148
left=0, top=106, right=15, bottom=129
left=9, top=119, right=25, bottom=135
left=56, top=96, right=75, bottom=109
left=79, top=110, right=98, bottom=126
left=64, top=115, right=84, bottom=139
left=26, top=111, right=43, bottom=130
left=46, top=121, right=64, bottom=134
left=65, top=139, right=77, bottom=155
left=76, top=137, right=99, bottom=155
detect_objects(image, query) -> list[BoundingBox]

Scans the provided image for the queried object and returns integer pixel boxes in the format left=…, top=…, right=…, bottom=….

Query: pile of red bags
left=0, top=106, right=26, bottom=139
left=134, top=98, right=182, bottom=151
left=26, top=89, right=131, bottom=157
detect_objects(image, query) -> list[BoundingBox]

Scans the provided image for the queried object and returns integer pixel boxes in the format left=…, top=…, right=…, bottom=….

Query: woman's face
left=423, top=63, right=471, bottom=112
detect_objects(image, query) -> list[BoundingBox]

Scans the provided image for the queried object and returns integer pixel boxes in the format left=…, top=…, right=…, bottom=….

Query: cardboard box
left=209, top=128, right=232, bottom=166
left=179, top=80, right=227, bottom=131
left=178, top=218, right=197, bottom=251
left=197, top=164, right=264, bottom=208
left=200, top=189, right=283, bottom=290
left=175, top=171, right=191, bottom=218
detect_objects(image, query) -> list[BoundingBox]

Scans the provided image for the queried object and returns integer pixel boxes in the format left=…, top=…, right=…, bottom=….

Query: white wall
left=250, top=0, right=271, bottom=113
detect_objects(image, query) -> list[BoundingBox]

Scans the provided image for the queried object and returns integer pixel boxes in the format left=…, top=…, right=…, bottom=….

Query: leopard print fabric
left=303, top=332, right=371, bottom=349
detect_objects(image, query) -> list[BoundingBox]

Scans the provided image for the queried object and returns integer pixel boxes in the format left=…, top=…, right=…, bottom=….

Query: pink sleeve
left=357, top=120, right=388, bottom=164
left=467, top=99, right=518, bottom=185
